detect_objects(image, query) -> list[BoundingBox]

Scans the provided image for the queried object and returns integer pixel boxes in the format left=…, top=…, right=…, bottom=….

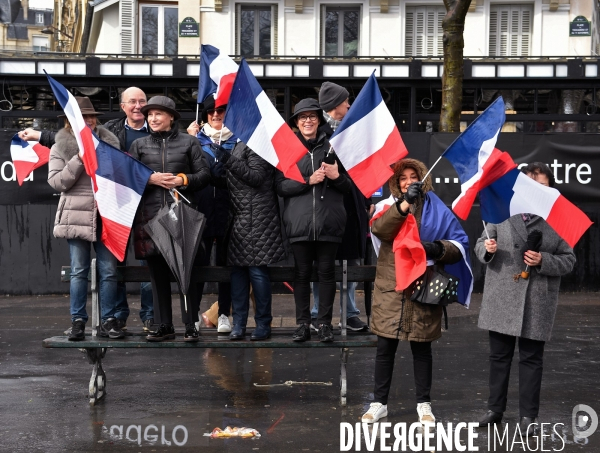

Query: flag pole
left=421, top=154, right=444, bottom=182
left=195, top=103, right=199, bottom=125
left=482, top=220, right=490, bottom=240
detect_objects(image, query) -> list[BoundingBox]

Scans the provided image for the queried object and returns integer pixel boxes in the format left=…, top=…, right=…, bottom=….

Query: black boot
left=146, top=324, right=176, bottom=342
left=184, top=323, right=199, bottom=342
left=519, top=417, right=538, bottom=436
left=477, top=410, right=503, bottom=427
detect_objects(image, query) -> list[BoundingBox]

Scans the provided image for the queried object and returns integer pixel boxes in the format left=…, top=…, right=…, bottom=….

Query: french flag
left=224, top=59, right=305, bottom=183
left=10, top=134, right=50, bottom=186
left=198, top=44, right=239, bottom=106
left=46, top=74, right=152, bottom=261
left=329, top=73, right=408, bottom=198
left=443, top=97, right=517, bottom=220
left=480, top=168, right=593, bottom=248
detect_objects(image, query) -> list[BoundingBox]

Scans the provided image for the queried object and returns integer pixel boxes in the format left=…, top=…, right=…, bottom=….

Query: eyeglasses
left=297, top=113, right=318, bottom=122
left=207, top=107, right=226, bottom=115
left=124, top=100, right=147, bottom=106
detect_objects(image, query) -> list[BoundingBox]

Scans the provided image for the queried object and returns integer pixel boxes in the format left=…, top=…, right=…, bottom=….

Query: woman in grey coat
left=48, top=97, right=122, bottom=342
left=474, top=165, right=576, bottom=435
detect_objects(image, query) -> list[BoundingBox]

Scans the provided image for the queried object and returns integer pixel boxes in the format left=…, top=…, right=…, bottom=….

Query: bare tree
left=440, top=0, right=472, bottom=132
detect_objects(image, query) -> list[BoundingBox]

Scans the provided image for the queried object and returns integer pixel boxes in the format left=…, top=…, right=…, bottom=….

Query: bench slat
left=61, top=265, right=377, bottom=283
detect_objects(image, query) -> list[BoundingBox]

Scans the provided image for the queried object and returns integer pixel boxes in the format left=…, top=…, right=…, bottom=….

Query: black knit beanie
left=319, top=82, right=349, bottom=112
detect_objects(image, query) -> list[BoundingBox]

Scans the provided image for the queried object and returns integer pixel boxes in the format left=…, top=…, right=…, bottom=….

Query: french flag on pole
left=224, top=59, right=305, bottom=183
left=443, top=97, right=517, bottom=220
left=480, top=169, right=592, bottom=248
left=46, top=74, right=152, bottom=261
left=10, top=134, right=50, bottom=185
left=198, top=44, right=239, bottom=106
left=329, top=73, right=408, bottom=198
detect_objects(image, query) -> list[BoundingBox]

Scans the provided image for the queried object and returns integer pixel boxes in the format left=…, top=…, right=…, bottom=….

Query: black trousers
left=146, top=253, right=200, bottom=326
left=373, top=335, right=433, bottom=405
left=487, top=330, right=545, bottom=418
left=197, top=236, right=232, bottom=317
left=291, top=241, right=339, bottom=325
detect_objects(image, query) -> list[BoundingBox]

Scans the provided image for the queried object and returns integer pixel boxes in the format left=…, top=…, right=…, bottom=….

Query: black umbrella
left=144, top=199, right=206, bottom=312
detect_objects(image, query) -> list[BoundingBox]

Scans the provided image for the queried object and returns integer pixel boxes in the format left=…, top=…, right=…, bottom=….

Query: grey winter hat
left=319, top=82, right=349, bottom=112
left=140, top=95, right=181, bottom=120
left=288, top=98, right=325, bottom=128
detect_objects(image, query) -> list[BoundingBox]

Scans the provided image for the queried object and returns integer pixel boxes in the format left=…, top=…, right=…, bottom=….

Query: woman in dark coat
left=211, top=140, right=285, bottom=341
left=474, top=164, right=576, bottom=435
left=275, top=98, right=352, bottom=343
left=129, top=96, right=210, bottom=342
left=362, top=158, right=464, bottom=426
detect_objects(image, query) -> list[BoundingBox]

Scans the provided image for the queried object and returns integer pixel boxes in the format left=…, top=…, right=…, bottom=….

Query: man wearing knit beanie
left=319, top=82, right=350, bottom=131
left=313, top=81, right=369, bottom=333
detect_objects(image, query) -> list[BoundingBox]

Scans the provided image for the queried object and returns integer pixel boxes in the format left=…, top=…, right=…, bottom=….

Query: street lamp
left=41, top=25, right=73, bottom=39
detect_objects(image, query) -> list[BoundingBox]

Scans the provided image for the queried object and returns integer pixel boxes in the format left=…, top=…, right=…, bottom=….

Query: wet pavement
left=1, top=292, right=600, bottom=452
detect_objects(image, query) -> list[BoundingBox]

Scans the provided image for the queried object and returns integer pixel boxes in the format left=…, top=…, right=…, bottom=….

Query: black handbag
left=410, top=267, right=459, bottom=306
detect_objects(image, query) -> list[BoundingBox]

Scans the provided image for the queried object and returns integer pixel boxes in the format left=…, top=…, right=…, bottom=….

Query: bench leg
left=85, top=348, right=107, bottom=406
left=339, top=347, right=349, bottom=406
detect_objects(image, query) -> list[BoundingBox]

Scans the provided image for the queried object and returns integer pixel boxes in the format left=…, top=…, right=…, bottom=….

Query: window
left=321, top=6, right=360, bottom=57
left=489, top=4, right=532, bottom=57
left=32, top=35, right=49, bottom=51
left=139, top=4, right=178, bottom=55
left=35, top=13, right=44, bottom=25
left=235, top=4, right=277, bottom=56
left=405, top=5, right=444, bottom=57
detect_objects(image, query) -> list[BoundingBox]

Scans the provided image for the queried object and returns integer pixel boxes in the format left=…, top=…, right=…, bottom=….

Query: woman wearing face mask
left=129, top=96, right=211, bottom=342
left=362, top=158, right=465, bottom=427
left=48, top=97, right=123, bottom=341
left=275, top=98, right=352, bottom=343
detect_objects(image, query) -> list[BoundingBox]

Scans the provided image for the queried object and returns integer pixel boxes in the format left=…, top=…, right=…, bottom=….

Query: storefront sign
left=179, top=17, right=199, bottom=38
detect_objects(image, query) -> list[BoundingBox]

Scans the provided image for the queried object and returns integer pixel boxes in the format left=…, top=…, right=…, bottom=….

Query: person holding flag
left=474, top=164, right=576, bottom=436
left=362, top=158, right=468, bottom=426
left=47, top=96, right=123, bottom=341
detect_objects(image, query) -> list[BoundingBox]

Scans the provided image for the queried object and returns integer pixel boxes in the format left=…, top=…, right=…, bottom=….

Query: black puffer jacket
left=275, top=131, right=352, bottom=243
left=224, top=142, right=285, bottom=266
left=129, top=128, right=210, bottom=259
left=103, top=116, right=129, bottom=151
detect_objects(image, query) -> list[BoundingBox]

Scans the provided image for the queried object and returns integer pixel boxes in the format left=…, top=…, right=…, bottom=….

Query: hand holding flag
left=10, top=134, right=50, bottom=186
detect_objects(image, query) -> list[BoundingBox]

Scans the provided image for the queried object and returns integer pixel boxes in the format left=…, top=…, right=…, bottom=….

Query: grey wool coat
left=475, top=215, right=576, bottom=342
left=48, top=126, right=121, bottom=242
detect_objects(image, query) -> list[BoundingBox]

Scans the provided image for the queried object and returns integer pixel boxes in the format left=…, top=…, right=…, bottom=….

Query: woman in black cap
left=129, top=95, right=211, bottom=342
left=275, top=98, right=352, bottom=343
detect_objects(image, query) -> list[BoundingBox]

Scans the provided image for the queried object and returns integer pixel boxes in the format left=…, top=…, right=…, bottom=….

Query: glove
left=404, top=181, right=423, bottom=204
left=421, top=241, right=444, bottom=260
left=210, top=143, right=231, bottom=164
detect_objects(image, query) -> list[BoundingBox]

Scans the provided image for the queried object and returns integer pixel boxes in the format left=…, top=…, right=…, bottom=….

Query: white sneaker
left=217, top=314, right=232, bottom=333
left=361, top=403, right=388, bottom=423
left=417, top=402, right=435, bottom=424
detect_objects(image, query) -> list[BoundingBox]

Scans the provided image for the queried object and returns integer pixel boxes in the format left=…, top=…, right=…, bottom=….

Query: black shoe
left=142, top=318, right=154, bottom=333
left=251, top=325, right=271, bottom=341
left=184, top=323, right=199, bottom=342
left=98, top=317, right=125, bottom=339
left=68, top=318, right=86, bottom=341
left=344, top=316, right=369, bottom=332
left=293, top=323, right=311, bottom=342
left=146, top=324, right=176, bottom=342
left=229, top=325, right=246, bottom=340
left=318, top=323, right=334, bottom=342
left=519, top=417, right=538, bottom=436
left=477, top=410, right=503, bottom=427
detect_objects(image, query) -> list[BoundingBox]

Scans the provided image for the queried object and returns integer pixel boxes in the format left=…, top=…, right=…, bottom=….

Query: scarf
left=202, top=124, right=233, bottom=144
left=323, top=111, right=341, bottom=131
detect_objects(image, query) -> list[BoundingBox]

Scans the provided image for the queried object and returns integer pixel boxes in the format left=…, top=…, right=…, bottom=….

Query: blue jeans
left=68, top=238, right=119, bottom=323
left=311, top=259, right=360, bottom=319
left=230, top=266, right=272, bottom=329
left=139, top=260, right=154, bottom=322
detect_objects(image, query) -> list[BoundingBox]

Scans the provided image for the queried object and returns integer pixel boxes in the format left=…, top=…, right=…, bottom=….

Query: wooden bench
left=43, top=260, right=377, bottom=406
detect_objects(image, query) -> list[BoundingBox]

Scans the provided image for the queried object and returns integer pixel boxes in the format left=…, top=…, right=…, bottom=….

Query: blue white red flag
left=480, top=168, right=592, bottom=248
left=420, top=192, right=473, bottom=307
left=329, top=73, right=408, bottom=198
left=443, top=97, right=517, bottom=220
left=370, top=193, right=473, bottom=306
left=198, top=44, right=239, bottom=106
left=46, top=74, right=153, bottom=261
left=224, top=59, right=305, bottom=183
left=10, top=134, right=50, bottom=185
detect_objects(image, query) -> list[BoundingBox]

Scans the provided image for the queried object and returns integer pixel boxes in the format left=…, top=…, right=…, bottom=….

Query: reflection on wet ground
left=1, top=293, right=599, bottom=452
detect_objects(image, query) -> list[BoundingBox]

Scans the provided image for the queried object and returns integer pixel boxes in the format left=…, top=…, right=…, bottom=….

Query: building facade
left=0, top=4, right=53, bottom=52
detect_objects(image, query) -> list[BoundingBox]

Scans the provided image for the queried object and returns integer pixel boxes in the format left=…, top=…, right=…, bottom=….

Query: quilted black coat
left=275, top=131, right=352, bottom=243
left=129, top=128, right=210, bottom=259
left=224, top=142, right=285, bottom=266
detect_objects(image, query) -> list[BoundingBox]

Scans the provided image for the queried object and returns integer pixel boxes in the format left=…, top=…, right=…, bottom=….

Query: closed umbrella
left=144, top=199, right=206, bottom=312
